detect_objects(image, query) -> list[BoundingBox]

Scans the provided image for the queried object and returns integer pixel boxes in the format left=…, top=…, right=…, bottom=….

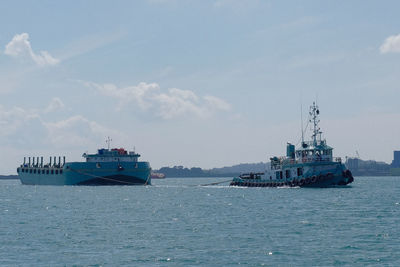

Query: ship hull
left=18, top=161, right=151, bottom=186
left=230, top=162, right=353, bottom=188
left=76, top=175, right=148, bottom=185
left=230, top=173, right=353, bottom=188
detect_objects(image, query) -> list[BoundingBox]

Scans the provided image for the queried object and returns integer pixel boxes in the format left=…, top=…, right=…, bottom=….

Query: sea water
left=0, top=177, right=399, bottom=266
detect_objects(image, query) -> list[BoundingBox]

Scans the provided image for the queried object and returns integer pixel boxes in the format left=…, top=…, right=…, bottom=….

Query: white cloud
left=84, top=81, right=159, bottom=110
left=0, top=104, right=119, bottom=150
left=44, top=97, right=65, bottom=113
left=84, top=81, right=232, bottom=119
left=380, top=33, right=400, bottom=54
left=0, top=105, right=48, bottom=148
left=4, top=33, right=60, bottom=66
left=0, top=105, right=40, bottom=137
left=153, top=88, right=205, bottom=119
left=58, top=30, right=127, bottom=61
left=204, top=95, right=231, bottom=111
left=44, top=115, right=115, bottom=147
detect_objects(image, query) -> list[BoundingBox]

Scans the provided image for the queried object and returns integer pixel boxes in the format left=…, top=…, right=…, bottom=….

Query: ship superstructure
left=230, top=102, right=354, bottom=187
left=17, top=143, right=151, bottom=185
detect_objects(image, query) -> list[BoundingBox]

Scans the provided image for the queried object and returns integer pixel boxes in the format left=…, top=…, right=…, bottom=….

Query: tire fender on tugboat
left=311, top=176, right=317, bottom=183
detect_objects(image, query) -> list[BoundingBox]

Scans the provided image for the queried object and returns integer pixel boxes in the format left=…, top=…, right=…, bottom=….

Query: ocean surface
left=1, top=177, right=399, bottom=266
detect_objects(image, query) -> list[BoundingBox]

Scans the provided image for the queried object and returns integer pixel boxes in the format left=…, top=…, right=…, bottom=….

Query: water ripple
left=0, top=177, right=399, bottom=266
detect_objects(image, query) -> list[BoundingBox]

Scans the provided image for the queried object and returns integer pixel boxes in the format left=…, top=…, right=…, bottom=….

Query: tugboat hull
left=231, top=170, right=353, bottom=188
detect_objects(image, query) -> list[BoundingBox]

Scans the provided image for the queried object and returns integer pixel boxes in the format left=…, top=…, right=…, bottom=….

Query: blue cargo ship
left=230, top=102, right=354, bottom=187
left=17, top=145, right=151, bottom=186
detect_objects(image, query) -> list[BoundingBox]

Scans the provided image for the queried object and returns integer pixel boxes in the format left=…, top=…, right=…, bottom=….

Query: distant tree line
left=346, top=158, right=393, bottom=176
left=156, top=158, right=400, bottom=178
left=156, top=162, right=267, bottom=178
left=6, top=158, right=398, bottom=178
left=0, top=175, right=18, bottom=180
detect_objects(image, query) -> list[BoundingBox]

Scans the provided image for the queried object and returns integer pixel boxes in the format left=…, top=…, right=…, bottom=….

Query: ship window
left=29, top=169, right=32, bottom=173
left=286, top=170, right=291, bottom=178
left=42, top=170, right=45, bottom=174
left=51, top=170, right=54, bottom=174
left=60, top=170, right=63, bottom=174
left=55, top=170, right=58, bottom=175
left=297, top=167, right=303, bottom=176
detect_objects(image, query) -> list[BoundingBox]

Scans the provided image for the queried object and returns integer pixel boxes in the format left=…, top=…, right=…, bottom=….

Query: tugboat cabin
left=83, top=148, right=141, bottom=163
left=295, top=140, right=334, bottom=163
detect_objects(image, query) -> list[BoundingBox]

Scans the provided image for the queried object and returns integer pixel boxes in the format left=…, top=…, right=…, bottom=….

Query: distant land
left=156, top=162, right=266, bottom=178
left=2, top=158, right=400, bottom=179
left=155, top=158, right=400, bottom=178
left=346, top=158, right=399, bottom=176
left=0, top=175, right=18, bottom=180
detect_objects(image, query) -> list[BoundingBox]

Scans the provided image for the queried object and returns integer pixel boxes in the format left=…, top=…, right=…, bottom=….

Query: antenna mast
left=310, top=102, right=321, bottom=146
left=106, top=136, right=112, bottom=150
left=301, top=102, right=304, bottom=144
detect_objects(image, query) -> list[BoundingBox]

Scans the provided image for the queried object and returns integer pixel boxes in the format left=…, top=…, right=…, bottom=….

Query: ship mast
left=106, top=136, right=112, bottom=150
left=309, top=102, right=321, bottom=146
left=301, top=103, right=304, bottom=144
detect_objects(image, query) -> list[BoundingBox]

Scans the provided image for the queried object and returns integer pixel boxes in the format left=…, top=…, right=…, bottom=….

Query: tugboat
left=230, top=102, right=354, bottom=188
left=17, top=138, right=151, bottom=186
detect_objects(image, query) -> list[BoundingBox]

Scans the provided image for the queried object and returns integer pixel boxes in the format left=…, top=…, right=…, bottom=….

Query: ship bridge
left=295, top=140, right=333, bottom=162
left=83, top=148, right=140, bottom=163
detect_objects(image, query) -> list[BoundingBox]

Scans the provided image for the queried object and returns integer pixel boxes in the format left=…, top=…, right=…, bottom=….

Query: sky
left=1, top=0, right=400, bottom=174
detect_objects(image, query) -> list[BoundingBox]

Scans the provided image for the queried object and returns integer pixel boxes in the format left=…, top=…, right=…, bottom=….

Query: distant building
left=391, top=151, right=400, bottom=168
left=346, top=157, right=359, bottom=172
left=345, top=157, right=391, bottom=176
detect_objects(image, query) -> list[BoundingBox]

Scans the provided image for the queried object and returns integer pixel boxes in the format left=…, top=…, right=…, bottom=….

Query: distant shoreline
left=0, top=175, right=18, bottom=180
left=2, top=157, right=400, bottom=180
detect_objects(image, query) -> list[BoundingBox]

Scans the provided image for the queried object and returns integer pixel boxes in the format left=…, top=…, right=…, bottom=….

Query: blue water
left=1, top=177, right=399, bottom=266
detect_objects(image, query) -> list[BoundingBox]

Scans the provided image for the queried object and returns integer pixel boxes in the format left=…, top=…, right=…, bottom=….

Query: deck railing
left=271, top=156, right=341, bottom=168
